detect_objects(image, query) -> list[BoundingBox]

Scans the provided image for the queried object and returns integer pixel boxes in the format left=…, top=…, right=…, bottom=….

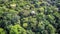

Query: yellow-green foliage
left=0, top=28, right=6, bottom=34
left=9, top=24, right=27, bottom=34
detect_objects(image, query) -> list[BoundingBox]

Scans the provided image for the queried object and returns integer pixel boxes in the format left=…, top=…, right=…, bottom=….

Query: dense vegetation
left=0, top=0, right=60, bottom=34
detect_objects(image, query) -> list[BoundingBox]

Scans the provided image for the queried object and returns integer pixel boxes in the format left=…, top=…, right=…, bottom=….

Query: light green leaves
left=0, top=28, right=6, bottom=34
left=9, top=24, right=27, bottom=34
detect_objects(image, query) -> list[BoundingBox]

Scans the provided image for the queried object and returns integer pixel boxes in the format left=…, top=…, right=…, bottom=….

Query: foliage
left=0, top=28, right=6, bottom=34
left=0, top=0, right=60, bottom=34
left=8, top=24, right=27, bottom=34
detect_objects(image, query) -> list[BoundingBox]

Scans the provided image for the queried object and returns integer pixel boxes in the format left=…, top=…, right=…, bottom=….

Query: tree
left=0, top=7, right=20, bottom=28
left=0, top=0, right=60, bottom=34
left=0, top=28, right=6, bottom=34
left=9, top=24, right=27, bottom=34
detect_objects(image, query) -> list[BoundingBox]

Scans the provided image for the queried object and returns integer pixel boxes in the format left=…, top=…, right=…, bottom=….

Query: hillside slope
left=0, top=0, right=60, bottom=34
